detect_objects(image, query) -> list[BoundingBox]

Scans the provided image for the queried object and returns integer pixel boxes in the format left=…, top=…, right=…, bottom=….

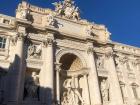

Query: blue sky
left=0, top=0, right=140, bottom=47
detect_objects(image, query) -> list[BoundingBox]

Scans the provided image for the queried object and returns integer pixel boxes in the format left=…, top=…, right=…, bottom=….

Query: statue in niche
left=28, top=44, right=42, bottom=59
left=61, top=79, right=85, bottom=105
left=96, top=55, right=105, bottom=70
left=24, top=72, right=40, bottom=101
left=100, top=79, right=109, bottom=103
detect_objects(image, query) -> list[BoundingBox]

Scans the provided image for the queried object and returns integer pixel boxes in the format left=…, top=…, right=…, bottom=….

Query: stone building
left=0, top=0, right=140, bottom=105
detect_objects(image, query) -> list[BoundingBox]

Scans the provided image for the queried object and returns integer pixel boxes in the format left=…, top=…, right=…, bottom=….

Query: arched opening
left=58, top=53, right=89, bottom=105
left=60, top=53, right=83, bottom=71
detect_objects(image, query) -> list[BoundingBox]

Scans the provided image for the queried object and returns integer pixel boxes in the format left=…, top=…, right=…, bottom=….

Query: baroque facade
left=0, top=0, right=140, bottom=105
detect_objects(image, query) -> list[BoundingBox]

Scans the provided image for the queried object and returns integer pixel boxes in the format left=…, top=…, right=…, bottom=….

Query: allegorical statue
left=53, top=1, right=64, bottom=16
left=24, top=72, right=40, bottom=101
left=101, top=79, right=109, bottom=103
left=61, top=79, right=85, bottom=105
left=72, top=7, right=80, bottom=20
left=16, top=3, right=30, bottom=19
left=53, top=0, right=80, bottom=20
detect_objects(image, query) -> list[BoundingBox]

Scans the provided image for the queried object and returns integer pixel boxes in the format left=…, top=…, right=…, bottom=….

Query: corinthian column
left=41, top=33, right=54, bottom=105
left=83, top=74, right=90, bottom=105
left=55, top=63, right=61, bottom=105
left=87, top=43, right=102, bottom=105
left=8, top=32, right=25, bottom=103
left=105, top=47, right=123, bottom=105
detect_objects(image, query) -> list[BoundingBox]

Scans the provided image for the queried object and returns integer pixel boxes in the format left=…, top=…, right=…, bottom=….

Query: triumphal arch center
left=0, top=0, right=140, bottom=105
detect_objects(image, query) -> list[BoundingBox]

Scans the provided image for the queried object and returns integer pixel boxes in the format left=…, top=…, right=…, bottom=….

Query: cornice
left=112, top=41, right=140, bottom=57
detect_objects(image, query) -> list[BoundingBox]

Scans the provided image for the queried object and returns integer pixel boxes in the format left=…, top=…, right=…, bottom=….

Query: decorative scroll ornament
left=10, top=33, right=25, bottom=45
left=105, top=47, right=114, bottom=59
left=11, top=36, right=17, bottom=46
left=42, top=38, right=53, bottom=47
left=55, top=63, right=62, bottom=72
left=87, top=46, right=94, bottom=54
left=118, top=56, right=128, bottom=64
left=53, top=0, right=80, bottom=21
left=115, top=57, right=122, bottom=70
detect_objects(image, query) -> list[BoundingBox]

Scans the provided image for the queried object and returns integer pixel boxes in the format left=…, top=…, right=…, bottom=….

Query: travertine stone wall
left=0, top=0, right=140, bottom=105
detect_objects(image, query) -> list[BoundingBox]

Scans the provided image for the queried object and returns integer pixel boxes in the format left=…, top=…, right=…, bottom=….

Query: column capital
left=104, top=47, right=114, bottom=59
left=42, top=38, right=54, bottom=47
left=115, top=53, right=129, bottom=64
left=11, top=33, right=25, bottom=46
left=105, top=51, right=113, bottom=59
left=17, top=33, right=25, bottom=40
left=55, top=62, right=62, bottom=72
left=87, top=46, right=94, bottom=54
left=86, top=42, right=95, bottom=54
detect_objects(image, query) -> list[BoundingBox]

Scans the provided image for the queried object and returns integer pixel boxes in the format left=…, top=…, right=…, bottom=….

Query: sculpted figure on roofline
left=53, top=0, right=80, bottom=21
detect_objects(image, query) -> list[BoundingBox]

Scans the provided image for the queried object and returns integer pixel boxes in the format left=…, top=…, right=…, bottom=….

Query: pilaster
left=87, top=43, right=102, bottom=105
left=83, top=74, right=90, bottom=105
left=8, top=32, right=26, bottom=104
left=105, top=47, right=123, bottom=105
left=40, top=33, right=54, bottom=105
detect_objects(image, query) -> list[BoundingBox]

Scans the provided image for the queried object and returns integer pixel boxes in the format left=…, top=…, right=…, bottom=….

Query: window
left=0, top=37, right=6, bottom=48
left=131, top=83, right=139, bottom=99
left=120, top=85, right=125, bottom=98
left=132, top=86, right=138, bottom=99
left=119, top=81, right=127, bottom=103
left=3, top=19, right=10, bottom=24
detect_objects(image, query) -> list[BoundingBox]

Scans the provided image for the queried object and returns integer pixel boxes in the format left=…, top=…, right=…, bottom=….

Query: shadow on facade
left=0, top=66, right=7, bottom=104
left=0, top=55, right=53, bottom=105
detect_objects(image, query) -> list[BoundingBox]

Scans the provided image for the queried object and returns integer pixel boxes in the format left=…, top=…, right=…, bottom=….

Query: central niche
left=59, top=53, right=87, bottom=105
left=60, top=53, right=83, bottom=71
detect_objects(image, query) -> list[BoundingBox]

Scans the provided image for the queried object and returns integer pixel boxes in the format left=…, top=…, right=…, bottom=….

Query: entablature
left=113, top=42, right=140, bottom=57
left=56, top=39, right=87, bottom=51
left=0, top=0, right=111, bottom=45
left=26, top=59, right=43, bottom=70
left=13, top=0, right=111, bottom=44
left=98, top=70, right=108, bottom=77
left=28, top=33, right=47, bottom=42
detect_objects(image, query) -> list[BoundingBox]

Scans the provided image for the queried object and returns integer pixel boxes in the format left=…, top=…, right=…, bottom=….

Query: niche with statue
left=59, top=53, right=89, bottom=105
left=23, top=68, right=40, bottom=102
